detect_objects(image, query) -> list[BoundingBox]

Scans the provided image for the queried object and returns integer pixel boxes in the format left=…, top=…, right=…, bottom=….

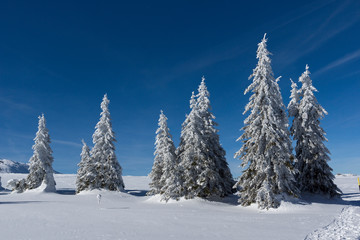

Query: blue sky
left=0, top=0, right=359, bottom=176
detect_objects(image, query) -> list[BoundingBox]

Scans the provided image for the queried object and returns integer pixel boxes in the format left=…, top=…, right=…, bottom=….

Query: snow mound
left=0, top=159, right=29, bottom=173
left=145, top=194, right=184, bottom=204
left=305, top=206, right=360, bottom=240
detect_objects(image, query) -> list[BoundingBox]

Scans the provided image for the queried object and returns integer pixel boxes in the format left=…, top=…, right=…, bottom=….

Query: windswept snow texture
left=0, top=174, right=359, bottom=240
left=305, top=206, right=360, bottom=240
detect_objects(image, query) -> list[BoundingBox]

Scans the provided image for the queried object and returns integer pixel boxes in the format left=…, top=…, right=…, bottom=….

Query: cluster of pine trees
left=148, top=77, right=234, bottom=201
left=76, top=94, right=124, bottom=193
left=235, top=34, right=340, bottom=209
left=8, top=94, right=125, bottom=194
left=149, top=34, right=340, bottom=209
left=7, top=33, right=339, bottom=210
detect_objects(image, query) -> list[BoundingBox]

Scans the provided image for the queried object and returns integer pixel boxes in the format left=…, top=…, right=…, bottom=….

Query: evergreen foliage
left=148, top=110, right=181, bottom=201
left=196, top=77, right=234, bottom=196
left=290, top=65, right=340, bottom=196
left=76, top=140, right=95, bottom=193
left=91, top=94, right=124, bottom=191
left=234, top=34, right=298, bottom=209
left=178, top=77, right=233, bottom=199
left=26, top=114, right=56, bottom=192
left=11, top=114, right=57, bottom=193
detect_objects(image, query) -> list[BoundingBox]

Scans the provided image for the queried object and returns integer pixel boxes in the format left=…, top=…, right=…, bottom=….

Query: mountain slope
left=0, top=159, right=60, bottom=174
left=0, top=159, right=29, bottom=173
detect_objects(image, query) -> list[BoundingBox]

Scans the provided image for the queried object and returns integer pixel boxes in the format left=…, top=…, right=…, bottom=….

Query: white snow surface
left=1, top=174, right=359, bottom=240
left=305, top=206, right=360, bottom=240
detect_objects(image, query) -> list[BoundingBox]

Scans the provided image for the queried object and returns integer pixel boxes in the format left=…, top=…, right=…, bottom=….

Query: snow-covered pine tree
left=178, top=79, right=232, bottom=199
left=76, top=140, right=95, bottom=193
left=288, top=79, right=301, bottom=140
left=91, top=94, right=124, bottom=191
left=177, top=92, right=203, bottom=198
left=196, top=76, right=234, bottom=196
left=293, top=65, right=340, bottom=196
left=26, top=114, right=56, bottom=192
left=147, top=111, right=166, bottom=195
left=234, top=34, right=298, bottom=209
left=148, top=110, right=181, bottom=200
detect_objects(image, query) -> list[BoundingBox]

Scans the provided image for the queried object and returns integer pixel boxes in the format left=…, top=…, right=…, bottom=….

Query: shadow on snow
left=125, top=189, right=148, bottom=197
left=0, top=201, right=47, bottom=205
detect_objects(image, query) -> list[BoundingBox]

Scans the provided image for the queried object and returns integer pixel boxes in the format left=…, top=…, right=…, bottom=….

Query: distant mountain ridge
left=0, top=159, right=60, bottom=174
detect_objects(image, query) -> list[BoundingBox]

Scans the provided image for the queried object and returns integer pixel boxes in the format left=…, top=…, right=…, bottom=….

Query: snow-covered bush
left=7, top=178, right=27, bottom=193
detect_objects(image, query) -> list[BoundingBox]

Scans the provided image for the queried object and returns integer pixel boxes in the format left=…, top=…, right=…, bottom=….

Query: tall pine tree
left=91, top=94, right=124, bottom=191
left=234, top=34, right=298, bottom=209
left=26, top=114, right=56, bottom=192
left=291, top=65, right=340, bottom=196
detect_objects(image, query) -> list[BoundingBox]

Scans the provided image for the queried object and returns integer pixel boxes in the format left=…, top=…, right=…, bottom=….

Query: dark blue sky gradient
left=0, top=0, right=359, bottom=175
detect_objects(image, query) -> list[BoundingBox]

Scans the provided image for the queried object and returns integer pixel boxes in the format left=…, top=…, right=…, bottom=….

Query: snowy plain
left=0, top=174, right=359, bottom=240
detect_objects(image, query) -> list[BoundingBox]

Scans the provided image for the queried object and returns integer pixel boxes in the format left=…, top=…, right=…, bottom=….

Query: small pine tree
left=234, top=34, right=298, bottom=209
left=288, top=79, right=300, bottom=123
left=91, top=94, right=124, bottom=191
left=292, top=65, right=340, bottom=196
left=148, top=110, right=181, bottom=200
left=76, top=140, right=96, bottom=193
left=26, top=114, right=56, bottom=192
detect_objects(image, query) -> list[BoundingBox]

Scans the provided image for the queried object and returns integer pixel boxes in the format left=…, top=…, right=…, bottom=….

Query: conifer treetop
left=288, top=78, right=300, bottom=117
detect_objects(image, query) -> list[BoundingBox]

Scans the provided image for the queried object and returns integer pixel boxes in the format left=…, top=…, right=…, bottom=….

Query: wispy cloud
left=0, top=42, right=69, bottom=82
left=0, top=97, right=33, bottom=112
left=158, top=0, right=356, bottom=81
left=276, top=1, right=360, bottom=67
left=52, top=139, right=82, bottom=148
left=300, top=1, right=350, bottom=46
left=314, top=49, right=360, bottom=76
left=4, top=131, right=82, bottom=148
left=270, top=0, right=336, bottom=33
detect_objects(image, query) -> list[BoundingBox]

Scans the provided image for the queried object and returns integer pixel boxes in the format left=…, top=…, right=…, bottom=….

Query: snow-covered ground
left=0, top=174, right=359, bottom=240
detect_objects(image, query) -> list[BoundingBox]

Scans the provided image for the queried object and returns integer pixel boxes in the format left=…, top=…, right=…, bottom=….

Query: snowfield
left=0, top=174, right=359, bottom=240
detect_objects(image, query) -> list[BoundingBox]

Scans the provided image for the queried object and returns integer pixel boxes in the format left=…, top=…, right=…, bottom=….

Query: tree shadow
left=298, top=192, right=360, bottom=207
left=100, top=207, right=130, bottom=210
left=205, top=194, right=240, bottom=206
left=125, top=189, right=148, bottom=197
left=206, top=192, right=360, bottom=207
left=56, top=189, right=76, bottom=195
left=0, top=201, right=47, bottom=205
